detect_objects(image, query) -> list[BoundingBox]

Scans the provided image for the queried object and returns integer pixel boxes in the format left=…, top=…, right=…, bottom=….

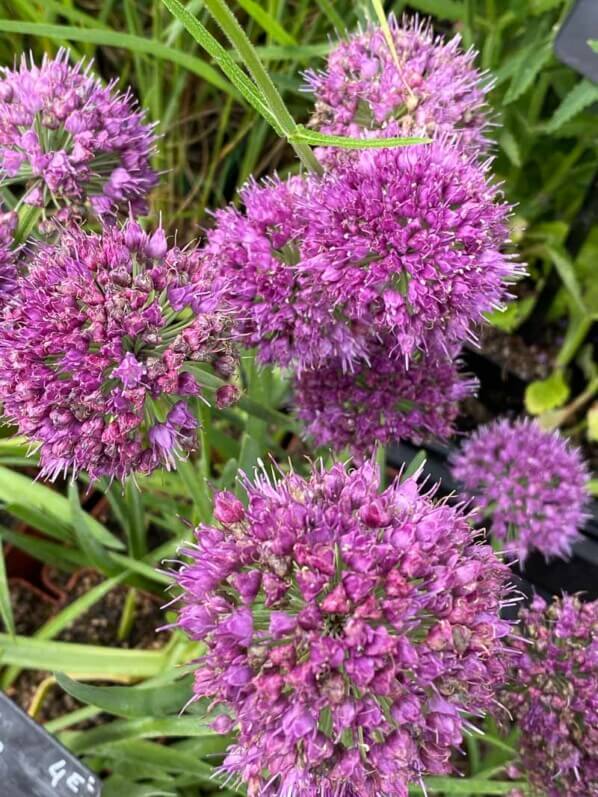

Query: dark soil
left=6, top=569, right=168, bottom=724
left=9, top=580, right=55, bottom=635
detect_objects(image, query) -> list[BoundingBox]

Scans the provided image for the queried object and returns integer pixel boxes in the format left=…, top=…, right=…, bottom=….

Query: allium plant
left=501, top=595, right=598, bottom=797
left=305, top=16, right=491, bottom=155
left=294, top=339, right=477, bottom=457
left=206, top=139, right=516, bottom=369
left=173, top=460, right=513, bottom=797
left=451, top=418, right=590, bottom=563
left=0, top=50, right=157, bottom=218
left=0, top=220, right=237, bottom=481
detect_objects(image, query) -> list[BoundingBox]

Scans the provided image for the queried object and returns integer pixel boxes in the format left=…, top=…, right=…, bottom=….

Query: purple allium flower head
left=0, top=50, right=157, bottom=217
left=501, top=595, right=598, bottom=797
left=205, top=139, right=517, bottom=369
left=297, top=139, right=517, bottom=362
left=0, top=208, right=17, bottom=300
left=0, top=220, right=237, bottom=481
left=294, top=339, right=477, bottom=457
left=305, top=16, right=491, bottom=156
left=450, top=418, right=590, bottom=563
left=202, top=176, right=369, bottom=370
left=173, top=460, right=513, bottom=797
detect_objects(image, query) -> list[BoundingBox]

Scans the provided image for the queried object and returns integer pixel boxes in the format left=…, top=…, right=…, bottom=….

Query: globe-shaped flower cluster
left=173, top=460, right=513, bottom=797
left=294, top=338, right=477, bottom=456
left=206, top=139, right=515, bottom=370
left=0, top=220, right=237, bottom=481
left=203, top=176, right=366, bottom=370
left=450, top=418, right=590, bottom=563
left=305, top=15, right=491, bottom=155
left=501, top=595, right=598, bottom=797
left=0, top=50, right=157, bottom=217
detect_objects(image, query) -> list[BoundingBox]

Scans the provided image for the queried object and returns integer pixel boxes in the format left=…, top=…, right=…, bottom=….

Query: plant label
left=555, top=0, right=598, bottom=82
left=0, top=692, right=101, bottom=796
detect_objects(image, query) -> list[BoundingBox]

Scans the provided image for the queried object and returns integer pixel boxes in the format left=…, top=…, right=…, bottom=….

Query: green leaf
left=63, top=716, right=220, bottom=754
left=525, top=370, right=570, bottom=415
left=1, top=572, right=129, bottom=690
left=314, top=0, right=348, bottom=34
left=159, top=0, right=278, bottom=127
left=0, top=526, right=87, bottom=573
left=0, top=540, right=14, bottom=637
left=0, top=19, right=236, bottom=98
left=0, top=635, right=166, bottom=678
left=504, top=38, right=552, bottom=105
left=4, top=503, right=72, bottom=541
left=544, top=244, right=587, bottom=314
left=531, top=0, right=565, bottom=12
left=0, top=466, right=124, bottom=550
left=411, top=778, right=528, bottom=795
left=56, top=673, right=194, bottom=719
left=291, top=125, right=429, bottom=149
left=498, top=128, right=521, bottom=167
left=587, top=404, right=598, bottom=442
left=236, top=0, right=297, bottom=46
left=102, top=777, right=175, bottom=797
left=401, top=450, right=427, bottom=482
left=92, top=739, right=217, bottom=783
left=485, top=295, right=536, bottom=332
left=545, top=79, right=598, bottom=133
left=68, top=483, right=117, bottom=574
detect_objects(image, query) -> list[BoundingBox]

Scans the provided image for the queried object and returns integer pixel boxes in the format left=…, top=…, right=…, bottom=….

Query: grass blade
left=0, top=19, right=236, bottom=97
left=236, top=0, right=297, bottom=46
left=0, top=635, right=166, bottom=679
left=0, top=540, right=14, bottom=637
left=199, top=0, right=321, bottom=170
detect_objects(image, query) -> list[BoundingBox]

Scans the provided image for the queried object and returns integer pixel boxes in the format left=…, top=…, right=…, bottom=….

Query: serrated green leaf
left=410, top=778, right=528, bottom=795
left=544, top=244, right=586, bottom=314
left=504, top=38, right=553, bottom=105
left=499, top=128, right=521, bottom=167
left=545, top=79, right=598, bottom=133
left=291, top=125, right=429, bottom=149
left=525, top=370, right=570, bottom=415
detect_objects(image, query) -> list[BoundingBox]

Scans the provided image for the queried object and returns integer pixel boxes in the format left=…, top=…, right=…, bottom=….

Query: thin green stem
left=201, top=0, right=322, bottom=172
